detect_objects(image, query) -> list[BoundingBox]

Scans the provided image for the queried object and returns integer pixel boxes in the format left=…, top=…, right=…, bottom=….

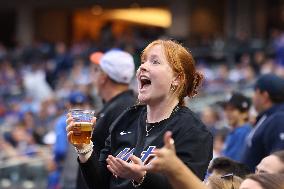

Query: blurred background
left=0, top=0, right=284, bottom=188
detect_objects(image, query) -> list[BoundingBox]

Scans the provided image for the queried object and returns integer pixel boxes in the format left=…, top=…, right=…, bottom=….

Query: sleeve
left=174, top=125, right=213, bottom=180
left=264, top=115, right=284, bottom=154
left=78, top=134, right=112, bottom=189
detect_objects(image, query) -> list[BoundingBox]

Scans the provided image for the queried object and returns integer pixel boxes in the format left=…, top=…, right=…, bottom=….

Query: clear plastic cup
left=69, top=109, right=95, bottom=144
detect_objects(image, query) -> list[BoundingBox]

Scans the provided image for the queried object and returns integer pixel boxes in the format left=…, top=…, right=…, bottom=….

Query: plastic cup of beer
left=69, top=109, right=95, bottom=144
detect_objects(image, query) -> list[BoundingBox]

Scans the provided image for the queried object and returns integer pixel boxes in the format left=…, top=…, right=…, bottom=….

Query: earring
left=170, top=84, right=177, bottom=92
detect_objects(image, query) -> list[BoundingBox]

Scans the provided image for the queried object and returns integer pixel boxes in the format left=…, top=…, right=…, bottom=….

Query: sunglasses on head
left=221, top=173, right=234, bottom=189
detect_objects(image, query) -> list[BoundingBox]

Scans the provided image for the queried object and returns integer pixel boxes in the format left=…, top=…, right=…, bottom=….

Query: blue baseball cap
left=255, top=74, right=284, bottom=100
left=69, top=91, right=87, bottom=105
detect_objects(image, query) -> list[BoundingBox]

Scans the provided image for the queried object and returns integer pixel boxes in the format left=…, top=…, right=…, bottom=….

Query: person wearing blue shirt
left=48, top=91, right=90, bottom=189
left=221, top=92, right=252, bottom=161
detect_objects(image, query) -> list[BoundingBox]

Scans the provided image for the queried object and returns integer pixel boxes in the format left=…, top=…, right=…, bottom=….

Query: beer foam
left=74, top=122, right=92, bottom=131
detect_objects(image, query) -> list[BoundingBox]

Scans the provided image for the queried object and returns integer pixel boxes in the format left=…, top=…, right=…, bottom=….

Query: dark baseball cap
left=219, top=92, right=251, bottom=112
left=254, top=74, right=284, bottom=100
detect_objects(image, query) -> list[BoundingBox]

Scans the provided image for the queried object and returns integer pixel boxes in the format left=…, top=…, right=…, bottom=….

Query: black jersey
left=92, top=90, right=136, bottom=155
left=79, top=105, right=213, bottom=189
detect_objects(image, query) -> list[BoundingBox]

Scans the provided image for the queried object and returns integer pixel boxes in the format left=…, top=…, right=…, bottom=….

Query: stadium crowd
left=1, top=27, right=284, bottom=189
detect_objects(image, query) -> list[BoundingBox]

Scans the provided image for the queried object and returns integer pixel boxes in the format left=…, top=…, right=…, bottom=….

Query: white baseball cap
left=90, top=49, right=135, bottom=84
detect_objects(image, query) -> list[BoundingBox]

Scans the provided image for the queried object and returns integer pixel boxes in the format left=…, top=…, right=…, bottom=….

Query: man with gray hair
left=75, top=49, right=136, bottom=189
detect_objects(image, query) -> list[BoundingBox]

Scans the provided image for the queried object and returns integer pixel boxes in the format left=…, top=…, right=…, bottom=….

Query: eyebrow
left=149, top=54, right=159, bottom=59
left=143, top=54, right=158, bottom=60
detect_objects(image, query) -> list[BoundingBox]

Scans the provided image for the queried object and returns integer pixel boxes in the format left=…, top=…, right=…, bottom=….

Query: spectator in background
left=201, top=106, right=221, bottom=137
left=255, top=150, right=284, bottom=174
left=273, top=29, right=284, bottom=77
left=212, top=129, right=227, bottom=158
left=201, top=106, right=228, bottom=158
left=48, top=91, right=91, bottom=189
left=76, top=50, right=136, bottom=189
left=208, top=157, right=251, bottom=179
left=207, top=174, right=243, bottom=189
left=220, top=92, right=252, bottom=161
left=242, top=74, right=284, bottom=171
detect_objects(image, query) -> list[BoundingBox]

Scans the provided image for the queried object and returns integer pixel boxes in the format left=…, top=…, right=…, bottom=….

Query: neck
left=146, top=98, right=179, bottom=123
left=234, top=120, right=245, bottom=128
left=102, top=83, right=129, bottom=102
left=259, top=102, right=274, bottom=114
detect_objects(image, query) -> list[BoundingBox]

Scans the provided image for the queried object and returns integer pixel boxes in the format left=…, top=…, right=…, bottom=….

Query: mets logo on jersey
left=116, top=146, right=156, bottom=165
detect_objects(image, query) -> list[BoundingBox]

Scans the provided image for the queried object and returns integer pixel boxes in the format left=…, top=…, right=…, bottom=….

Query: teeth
left=139, top=75, right=150, bottom=89
left=140, top=76, right=148, bottom=80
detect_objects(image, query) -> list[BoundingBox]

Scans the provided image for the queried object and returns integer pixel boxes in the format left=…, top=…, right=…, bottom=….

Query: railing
left=0, top=157, right=48, bottom=189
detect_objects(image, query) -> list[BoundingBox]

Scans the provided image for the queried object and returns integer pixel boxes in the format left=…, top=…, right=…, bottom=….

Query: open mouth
left=140, top=76, right=151, bottom=89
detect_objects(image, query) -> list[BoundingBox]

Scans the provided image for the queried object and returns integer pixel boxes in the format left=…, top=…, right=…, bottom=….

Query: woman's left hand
left=106, top=154, right=146, bottom=182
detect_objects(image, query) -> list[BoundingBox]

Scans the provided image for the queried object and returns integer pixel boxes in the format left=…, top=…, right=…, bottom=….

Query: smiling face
left=224, top=105, right=248, bottom=127
left=136, top=44, right=178, bottom=105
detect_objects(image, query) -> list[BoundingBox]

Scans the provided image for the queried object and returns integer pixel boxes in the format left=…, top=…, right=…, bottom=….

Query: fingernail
left=170, top=139, right=174, bottom=145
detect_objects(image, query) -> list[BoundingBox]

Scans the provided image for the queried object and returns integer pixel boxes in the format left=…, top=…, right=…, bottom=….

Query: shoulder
left=177, top=106, right=205, bottom=127
left=264, top=111, right=284, bottom=128
left=55, top=114, right=67, bottom=127
left=108, top=104, right=145, bottom=131
left=118, top=90, right=136, bottom=101
left=173, top=106, right=210, bottom=135
left=236, top=124, right=252, bottom=133
left=104, top=91, right=136, bottom=113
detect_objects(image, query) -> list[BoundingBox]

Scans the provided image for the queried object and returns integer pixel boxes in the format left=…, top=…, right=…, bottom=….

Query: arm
left=66, top=114, right=111, bottom=189
left=79, top=151, right=110, bottom=189
left=166, top=156, right=208, bottom=189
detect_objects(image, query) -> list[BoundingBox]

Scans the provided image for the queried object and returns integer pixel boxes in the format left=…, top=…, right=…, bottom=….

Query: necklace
left=145, top=105, right=180, bottom=137
left=145, top=120, right=155, bottom=137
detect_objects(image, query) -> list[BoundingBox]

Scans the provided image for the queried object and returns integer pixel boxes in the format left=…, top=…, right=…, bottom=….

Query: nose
left=136, top=62, right=148, bottom=77
left=139, top=61, right=149, bottom=72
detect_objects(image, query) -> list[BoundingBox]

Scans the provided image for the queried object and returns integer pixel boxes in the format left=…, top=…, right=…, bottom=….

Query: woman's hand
left=106, top=154, right=146, bottom=182
left=65, top=113, right=96, bottom=150
left=141, top=131, right=179, bottom=176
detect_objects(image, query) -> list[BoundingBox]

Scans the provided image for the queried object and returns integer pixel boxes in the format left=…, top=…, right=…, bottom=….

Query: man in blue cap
left=241, top=74, right=284, bottom=172
left=49, top=91, right=90, bottom=189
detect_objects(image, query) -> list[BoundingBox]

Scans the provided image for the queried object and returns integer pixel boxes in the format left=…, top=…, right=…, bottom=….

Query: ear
left=263, top=91, right=271, bottom=103
left=172, top=74, right=181, bottom=86
left=98, top=72, right=108, bottom=85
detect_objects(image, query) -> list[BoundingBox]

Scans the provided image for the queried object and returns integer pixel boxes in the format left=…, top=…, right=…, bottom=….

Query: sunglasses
left=221, top=173, right=234, bottom=189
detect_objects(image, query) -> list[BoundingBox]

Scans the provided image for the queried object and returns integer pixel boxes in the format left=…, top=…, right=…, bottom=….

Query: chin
left=138, top=94, right=149, bottom=104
